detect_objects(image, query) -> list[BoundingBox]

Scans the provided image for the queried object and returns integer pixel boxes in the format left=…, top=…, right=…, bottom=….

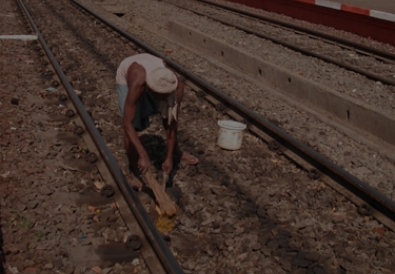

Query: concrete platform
left=169, top=20, right=395, bottom=146
left=223, top=0, right=395, bottom=46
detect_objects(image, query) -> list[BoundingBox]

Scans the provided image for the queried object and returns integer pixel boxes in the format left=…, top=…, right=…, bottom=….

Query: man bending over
left=116, top=53, right=198, bottom=191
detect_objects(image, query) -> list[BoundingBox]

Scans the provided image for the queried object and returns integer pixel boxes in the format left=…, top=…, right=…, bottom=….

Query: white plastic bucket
left=217, top=120, right=247, bottom=150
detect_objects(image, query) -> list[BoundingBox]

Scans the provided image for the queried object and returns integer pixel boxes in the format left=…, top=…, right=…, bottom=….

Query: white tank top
left=116, top=53, right=166, bottom=85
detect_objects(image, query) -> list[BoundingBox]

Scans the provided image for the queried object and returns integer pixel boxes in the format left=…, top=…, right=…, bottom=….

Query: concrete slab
left=0, top=35, right=37, bottom=40
left=168, top=21, right=395, bottom=146
left=0, top=13, right=16, bottom=17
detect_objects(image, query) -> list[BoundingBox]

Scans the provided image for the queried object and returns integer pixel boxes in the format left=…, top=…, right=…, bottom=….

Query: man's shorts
left=117, top=84, right=160, bottom=132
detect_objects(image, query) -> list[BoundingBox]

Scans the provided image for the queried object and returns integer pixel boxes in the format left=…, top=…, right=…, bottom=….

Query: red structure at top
left=224, top=0, right=395, bottom=46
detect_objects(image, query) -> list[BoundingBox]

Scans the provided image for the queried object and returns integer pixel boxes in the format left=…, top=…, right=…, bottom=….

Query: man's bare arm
left=123, top=64, right=150, bottom=173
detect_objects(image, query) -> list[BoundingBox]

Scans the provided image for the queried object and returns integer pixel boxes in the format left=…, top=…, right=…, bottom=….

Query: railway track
left=2, top=0, right=395, bottom=273
left=166, top=0, right=395, bottom=86
left=67, top=0, right=395, bottom=226
left=2, top=0, right=182, bottom=273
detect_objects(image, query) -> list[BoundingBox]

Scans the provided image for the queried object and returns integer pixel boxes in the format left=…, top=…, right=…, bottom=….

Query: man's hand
left=138, top=154, right=151, bottom=174
left=128, top=175, right=143, bottom=192
left=162, top=157, right=173, bottom=175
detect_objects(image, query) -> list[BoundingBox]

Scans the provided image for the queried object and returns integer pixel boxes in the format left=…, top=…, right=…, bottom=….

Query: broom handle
left=162, top=174, right=169, bottom=191
left=144, top=172, right=169, bottom=190
left=144, top=171, right=156, bottom=188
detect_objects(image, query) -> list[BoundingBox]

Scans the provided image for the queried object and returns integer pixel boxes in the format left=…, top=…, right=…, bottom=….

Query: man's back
left=116, top=53, right=165, bottom=85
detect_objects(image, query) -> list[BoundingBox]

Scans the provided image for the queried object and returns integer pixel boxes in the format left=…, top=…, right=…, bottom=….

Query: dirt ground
left=2, top=0, right=395, bottom=273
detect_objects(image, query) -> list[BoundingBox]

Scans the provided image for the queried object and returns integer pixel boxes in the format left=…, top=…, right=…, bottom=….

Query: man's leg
left=162, top=119, right=198, bottom=165
left=173, top=137, right=199, bottom=164
left=124, top=134, right=144, bottom=190
left=172, top=137, right=182, bottom=159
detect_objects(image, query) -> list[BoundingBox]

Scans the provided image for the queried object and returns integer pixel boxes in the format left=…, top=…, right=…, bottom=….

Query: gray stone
left=4, top=244, right=20, bottom=254
left=292, top=269, right=307, bottom=274
left=304, top=252, right=321, bottom=262
left=353, top=166, right=372, bottom=176
left=331, top=212, right=347, bottom=223
left=311, top=265, right=327, bottom=274
left=53, top=258, right=63, bottom=268
left=63, top=225, right=75, bottom=235
left=252, top=242, right=262, bottom=251
left=181, top=260, right=196, bottom=271
left=205, top=245, right=215, bottom=257
left=64, top=267, right=75, bottom=274
left=23, top=260, right=35, bottom=268
left=101, top=268, right=112, bottom=274
left=44, top=263, right=53, bottom=269
left=40, top=186, right=54, bottom=195
left=221, top=224, right=235, bottom=234
left=27, top=201, right=38, bottom=209
left=201, top=217, right=215, bottom=227
left=237, top=253, right=248, bottom=261
left=224, top=239, right=234, bottom=247
left=210, top=187, right=225, bottom=196
left=102, top=228, right=118, bottom=242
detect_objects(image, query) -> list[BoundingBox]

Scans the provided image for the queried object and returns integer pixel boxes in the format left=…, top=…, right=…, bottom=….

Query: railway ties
left=2, top=0, right=395, bottom=273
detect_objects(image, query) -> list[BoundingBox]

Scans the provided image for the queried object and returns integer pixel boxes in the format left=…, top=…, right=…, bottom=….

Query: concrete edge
left=0, top=35, right=38, bottom=40
left=168, top=20, right=395, bottom=148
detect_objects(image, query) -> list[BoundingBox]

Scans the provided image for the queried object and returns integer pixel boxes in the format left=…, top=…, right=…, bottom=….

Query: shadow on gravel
left=173, top=130, right=333, bottom=274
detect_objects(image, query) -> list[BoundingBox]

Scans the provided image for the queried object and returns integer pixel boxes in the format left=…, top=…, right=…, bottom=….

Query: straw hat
left=146, top=67, right=178, bottom=94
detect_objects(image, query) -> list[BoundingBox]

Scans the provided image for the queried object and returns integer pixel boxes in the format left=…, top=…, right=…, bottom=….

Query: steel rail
left=169, top=2, right=395, bottom=86
left=16, top=0, right=185, bottom=273
left=71, top=0, right=395, bottom=225
left=195, top=0, right=395, bottom=61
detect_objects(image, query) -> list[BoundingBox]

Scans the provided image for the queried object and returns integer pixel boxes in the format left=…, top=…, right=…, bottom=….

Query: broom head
left=144, top=171, right=178, bottom=216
